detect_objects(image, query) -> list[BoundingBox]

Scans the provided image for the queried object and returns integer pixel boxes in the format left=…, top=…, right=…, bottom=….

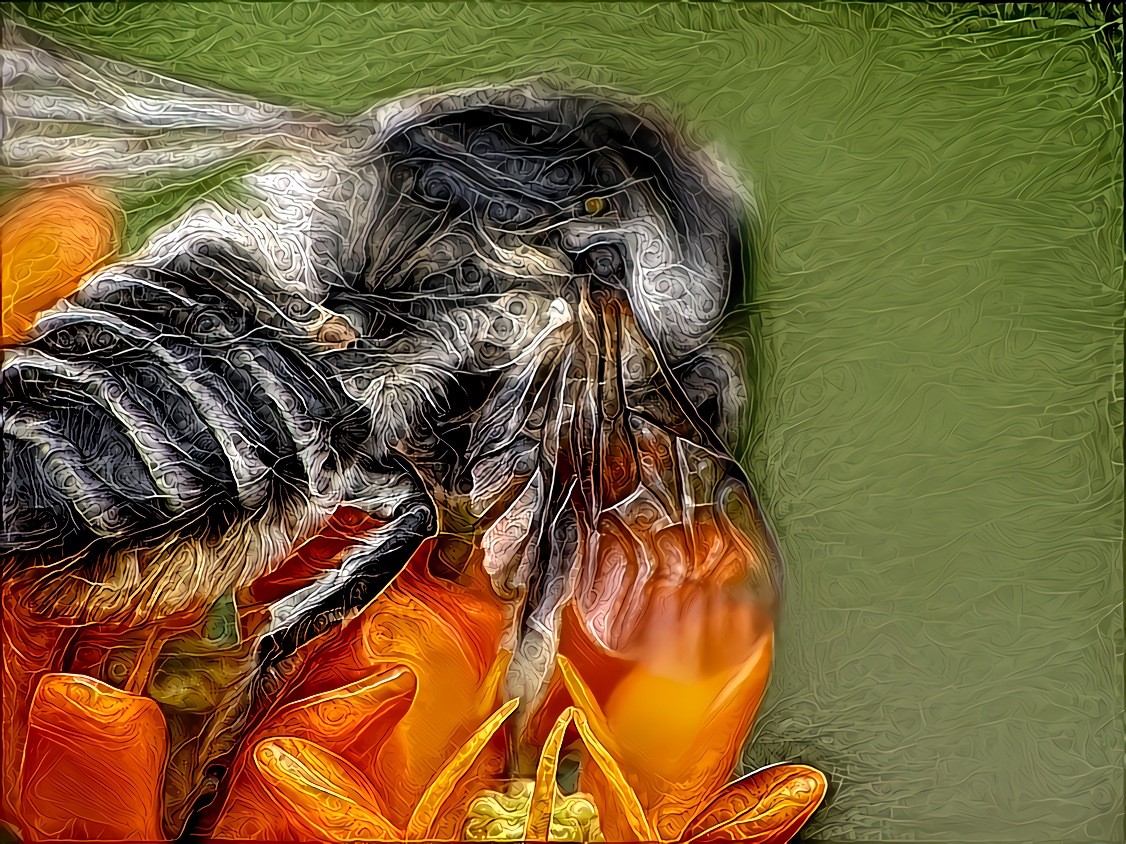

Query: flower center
left=462, top=779, right=605, bottom=842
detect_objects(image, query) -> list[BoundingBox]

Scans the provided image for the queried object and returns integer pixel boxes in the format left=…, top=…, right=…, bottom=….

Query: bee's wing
left=1, top=18, right=341, bottom=181
left=0, top=23, right=399, bottom=619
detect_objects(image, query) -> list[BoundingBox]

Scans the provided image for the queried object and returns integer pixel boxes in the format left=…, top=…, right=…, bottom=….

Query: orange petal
left=212, top=666, right=414, bottom=839
left=278, top=538, right=511, bottom=826
left=1, top=582, right=75, bottom=824
left=252, top=736, right=399, bottom=841
left=554, top=655, right=613, bottom=744
left=260, top=664, right=415, bottom=775
left=1, top=184, right=121, bottom=344
left=20, top=673, right=167, bottom=841
left=556, top=658, right=658, bottom=841
left=405, top=697, right=520, bottom=840
left=605, top=633, right=772, bottom=777
left=681, top=764, right=828, bottom=844
left=568, top=614, right=774, bottom=841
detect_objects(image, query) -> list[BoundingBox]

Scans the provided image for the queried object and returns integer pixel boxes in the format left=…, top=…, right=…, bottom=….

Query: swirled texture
left=462, top=780, right=605, bottom=842
left=2, top=3, right=1121, bottom=842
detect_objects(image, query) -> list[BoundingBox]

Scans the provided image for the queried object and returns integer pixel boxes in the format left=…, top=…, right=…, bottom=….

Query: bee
left=1, top=19, right=780, bottom=695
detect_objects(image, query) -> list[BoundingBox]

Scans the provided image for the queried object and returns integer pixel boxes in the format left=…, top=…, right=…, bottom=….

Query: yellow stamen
left=406, top=696, right=520, bottom=840
left=572, top=709, right=655, bottom=843
left=555, top=656, right=612, bottom=738
left=555, top=657, right=657, bottom=840
left=526, top=706, right=575, bottom=840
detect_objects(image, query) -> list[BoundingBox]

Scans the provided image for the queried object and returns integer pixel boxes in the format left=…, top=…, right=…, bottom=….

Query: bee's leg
left=256, top=495, right=435, bottom=668
left=672, top=339, right=750, bottom=453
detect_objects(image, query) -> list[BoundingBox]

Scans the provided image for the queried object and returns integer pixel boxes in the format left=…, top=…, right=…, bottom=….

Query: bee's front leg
left=257, top=489, right=435, bottom=668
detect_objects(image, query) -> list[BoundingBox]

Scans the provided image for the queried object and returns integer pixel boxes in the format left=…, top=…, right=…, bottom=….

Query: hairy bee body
left=0, top=28, right=801, bottom=837
left=2, top=22, right=765, bottom=663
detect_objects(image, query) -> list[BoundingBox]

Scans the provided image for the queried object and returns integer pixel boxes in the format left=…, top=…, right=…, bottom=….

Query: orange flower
left=208, top=653, right=825, bottom=842
left=1, top=183, right=122, bottom=344
left=3, top=485, right=825, bottom=843
left=210, top=533, right=826, bottom=842
left=3, top=511, right=825, bottom=842
left=212, top=537, right=514, bottom=840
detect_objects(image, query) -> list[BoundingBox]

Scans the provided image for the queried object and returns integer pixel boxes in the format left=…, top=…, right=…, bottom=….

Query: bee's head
left=326, top=82, right=751, bottom=456
left=327, top=84, right=780, bottom=684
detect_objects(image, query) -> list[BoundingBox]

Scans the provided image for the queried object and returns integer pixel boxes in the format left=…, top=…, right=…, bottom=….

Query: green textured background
left=7, top=3, right=1124, bottom=841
